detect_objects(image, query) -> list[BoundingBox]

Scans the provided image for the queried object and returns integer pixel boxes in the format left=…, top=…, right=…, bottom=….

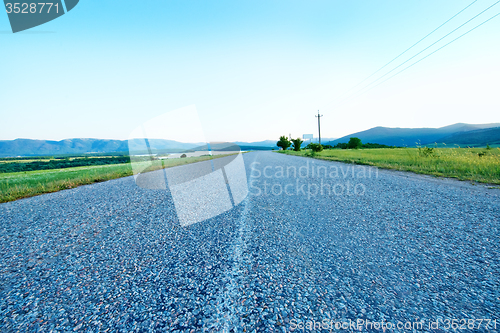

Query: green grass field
left=280, top=147, right=500, bottom=185
left=0, top=155, right=226, bottom=203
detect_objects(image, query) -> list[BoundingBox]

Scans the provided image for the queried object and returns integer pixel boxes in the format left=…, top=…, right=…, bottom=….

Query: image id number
left=5, top=3, right=59, bottom=14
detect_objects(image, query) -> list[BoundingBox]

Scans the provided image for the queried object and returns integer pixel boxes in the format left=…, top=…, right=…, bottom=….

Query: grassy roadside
left=0, top=155, right=230, bottom=203
left=279, top=148, right=500, bottom=185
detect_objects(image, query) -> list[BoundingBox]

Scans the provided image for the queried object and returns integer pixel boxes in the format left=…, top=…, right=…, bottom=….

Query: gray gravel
left=0, top=151, right=499, bottom=332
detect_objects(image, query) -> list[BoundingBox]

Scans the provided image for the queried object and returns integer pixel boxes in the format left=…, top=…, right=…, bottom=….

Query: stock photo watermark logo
left=3, top=0, right=79, bottom=33
left=249, top=161, right=378, bottom=198
left=127, top=105, right=248, bottom=227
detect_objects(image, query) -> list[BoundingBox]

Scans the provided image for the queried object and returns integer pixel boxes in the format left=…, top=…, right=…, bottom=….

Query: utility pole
left=315, top=110, right=323, bottom=145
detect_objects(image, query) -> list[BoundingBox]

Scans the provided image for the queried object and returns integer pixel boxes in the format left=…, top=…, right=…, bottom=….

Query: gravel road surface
left=1, top=151, right=499, bottom=332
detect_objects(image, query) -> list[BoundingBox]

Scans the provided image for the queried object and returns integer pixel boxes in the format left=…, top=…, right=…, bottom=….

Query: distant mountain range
left=234, top=140, right=278, bottom=149
left=327, top=123, right=500, bottom=147
left=1, top=123, right=499, bottom=157
left=0, top=138, right=278, bottom=157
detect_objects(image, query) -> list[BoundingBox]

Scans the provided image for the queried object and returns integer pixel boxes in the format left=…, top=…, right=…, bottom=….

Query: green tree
left=277, top=136, right=291, bottom=150
left=308, top=143, right=323, bottom=152
left=292, top=138, right=303, bottom=151
left=347, top=137, right=362, bottom=149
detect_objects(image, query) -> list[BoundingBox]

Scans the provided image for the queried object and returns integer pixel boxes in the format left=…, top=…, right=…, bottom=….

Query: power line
left=330, top=0, right=500, bottom=109
left=354, top=11, right=500, bottom=99
left=347, top=0, right=478, bottom=92
left=347, top=0, right=500, bottom=100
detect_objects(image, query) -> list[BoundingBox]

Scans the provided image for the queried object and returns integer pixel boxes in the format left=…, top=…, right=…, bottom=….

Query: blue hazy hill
left=327, top=123, right=500, bottom=147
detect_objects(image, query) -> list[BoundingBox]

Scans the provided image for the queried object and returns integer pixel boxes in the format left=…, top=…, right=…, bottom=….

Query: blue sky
left=1, top=0, right=499, bottom=142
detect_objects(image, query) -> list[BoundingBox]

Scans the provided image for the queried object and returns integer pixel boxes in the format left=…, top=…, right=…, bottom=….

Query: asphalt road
left=1, top=151, right=499, bottom=332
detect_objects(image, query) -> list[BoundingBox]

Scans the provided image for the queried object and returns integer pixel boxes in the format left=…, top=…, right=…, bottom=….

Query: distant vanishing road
left=1, top=151, right=499, bottom=332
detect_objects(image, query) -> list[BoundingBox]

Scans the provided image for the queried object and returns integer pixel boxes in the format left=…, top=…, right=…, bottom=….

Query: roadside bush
left=418, top=147, right=436, bottom=157
left=333, top=142, right=398, bottom=149
left=362, top=143, right=396, bottom=149
left=333, top=142, right=348, bottom=149
left=308, top=143, right=323, bottom=152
